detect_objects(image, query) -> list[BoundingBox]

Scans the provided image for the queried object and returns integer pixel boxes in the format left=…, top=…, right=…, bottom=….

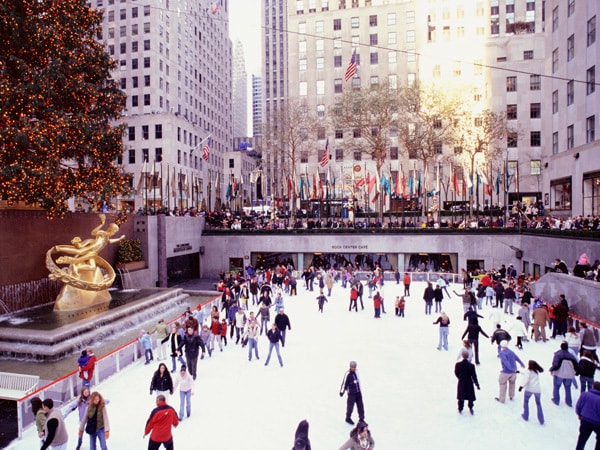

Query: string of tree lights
left=0, top=0, right=131, bottom=218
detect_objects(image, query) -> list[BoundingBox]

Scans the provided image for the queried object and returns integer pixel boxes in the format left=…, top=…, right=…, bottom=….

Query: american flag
left=344, top=48, right=357, bottom=82
left=211, top=1, right=221, bottom=14
left=320, top=138, right=329, bottom=167
left=202, top=137, right=211, bottom=161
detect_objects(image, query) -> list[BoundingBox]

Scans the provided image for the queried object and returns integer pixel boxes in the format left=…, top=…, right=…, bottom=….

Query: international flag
left=367, top=172, right=376, bottom=194
left=395, top=171, right=401, bottom=196
left=320, top=138, right=329, bottom=167
left=136, top=160, right=147, bottom=192
left=202, top=137, right=211, bottom=161
left=496, top=169, right=501, bottom=196
left=211, top=0, right=222, bottom=14
left=344, top=48, right=357, bottom=82
left=453, top=169, right=460, bottom=196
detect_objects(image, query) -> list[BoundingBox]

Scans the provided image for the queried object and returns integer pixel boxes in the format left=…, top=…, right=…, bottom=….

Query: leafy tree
left=0, top=0, right=129, bottom=218
left=262, top=99, right=318, bottom=217
left=332, top=82, right=401, bottom=219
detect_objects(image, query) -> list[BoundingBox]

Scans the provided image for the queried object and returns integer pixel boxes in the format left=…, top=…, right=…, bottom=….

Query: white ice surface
left=6, top=281, right=588, bottom=449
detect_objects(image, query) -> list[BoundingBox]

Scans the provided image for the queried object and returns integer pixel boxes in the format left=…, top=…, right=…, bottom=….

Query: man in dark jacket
left=455, top=350, right=480, bottom=414
left=144, top=394, right=179, bottom=450
left=177, top=327, right=205, bottom=380
left=339, top=360, right=365, bottom=425
left=552, top=297, right=569, bottom=338
left=575, top=381, right=600, bottom=450
left=274, top=308, right=291, bottom=347
left=491, top=324, right=512, bottom=355
left=461, top=322, right=490, bottom=365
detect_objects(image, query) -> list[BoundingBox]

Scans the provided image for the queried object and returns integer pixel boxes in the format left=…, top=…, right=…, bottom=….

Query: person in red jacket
left=144, top=394, right=179, bottom=450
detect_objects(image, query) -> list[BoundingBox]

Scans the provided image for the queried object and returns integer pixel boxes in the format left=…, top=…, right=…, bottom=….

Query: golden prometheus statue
left=46, top=214, right=125, bottom=310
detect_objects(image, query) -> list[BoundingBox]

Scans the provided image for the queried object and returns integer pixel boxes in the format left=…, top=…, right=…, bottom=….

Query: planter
left=117, top=261, right=146, bottom=271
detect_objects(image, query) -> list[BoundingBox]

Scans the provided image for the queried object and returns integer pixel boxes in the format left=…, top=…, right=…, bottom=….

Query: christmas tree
left=0, top=0, right=130, bottom=217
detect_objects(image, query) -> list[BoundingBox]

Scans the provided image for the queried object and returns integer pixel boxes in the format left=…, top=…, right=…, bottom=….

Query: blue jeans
left=522, top=391, right=544, bottom=424
left=438, top=327, right=449, bottom=350
left=260, top=318, right=268, bottom=334
left=248, top=338, right=259, bottom=360
left=89, top=428, right=107, bottom=450
left=179, top=390, right=191, bottom=419
left=425, top=301, right=432, bottom=315
left=552, top=376, right=573, bottom=406
left=144, top=348, right=153, bottom=364
left=581, top=376, right=594, bottom=393
left=265, top=342, right=283, bottom=366
left=171, top=354, right=185, bottom=372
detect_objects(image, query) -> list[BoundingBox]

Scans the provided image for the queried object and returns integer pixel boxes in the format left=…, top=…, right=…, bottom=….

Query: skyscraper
left=232, top=39, right=248, bottom=138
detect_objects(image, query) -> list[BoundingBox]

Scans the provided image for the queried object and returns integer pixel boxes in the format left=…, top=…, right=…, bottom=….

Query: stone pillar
left=157, top=214, right=168, bottom=287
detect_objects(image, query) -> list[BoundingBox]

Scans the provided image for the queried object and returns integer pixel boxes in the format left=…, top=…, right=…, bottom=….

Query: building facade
left=232, top=39, right=248, bottom=138
left=262, top=0, right=600, bottom=218
left=91, top=0, right=232, bottom=212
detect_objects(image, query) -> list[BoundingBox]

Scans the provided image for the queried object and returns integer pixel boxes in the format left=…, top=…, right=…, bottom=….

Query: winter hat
left=180, top=365, right=187, bottom=372
left=500, top=340, right=508, bottom=348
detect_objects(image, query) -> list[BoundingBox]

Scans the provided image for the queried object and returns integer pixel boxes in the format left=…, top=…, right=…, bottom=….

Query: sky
left=7, top=280, right=590, bottom=449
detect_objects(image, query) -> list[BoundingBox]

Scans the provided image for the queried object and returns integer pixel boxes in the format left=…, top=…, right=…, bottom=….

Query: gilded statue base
left=54, top=268, right=112, bottom=311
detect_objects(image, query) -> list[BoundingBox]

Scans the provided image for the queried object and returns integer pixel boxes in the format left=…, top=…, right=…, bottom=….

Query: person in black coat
left=455, top=350, right=480, bottom=414
left=291, top=419, right=311, bottom=450
left=339, top=360, right=365, bottom=425
left=177, top=327, right=205, bottom=380
left=149, top=362, right=174, bottom=396
left=461, top=322, right=490, bottom=365
left=423, top=282, right=435, bottom=315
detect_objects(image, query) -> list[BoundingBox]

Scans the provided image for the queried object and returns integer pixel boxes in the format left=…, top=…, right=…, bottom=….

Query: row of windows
left=551, top=116, right=595, bottom=154
left=120, top=75, right=151, bottom=90
left=549, top=67, right=596, bottom=113
left=297, top=30, right=415, bottom=52
left=127, top=124, right=162, bottom=141
left=506, top=103, right=541, bottom=120
left=109, top=40, right=151, bottom=55
left=552, top=0, right=578, bottom=32
left=505, top=75, right=541, bottom=92
left=104, top=4, right=151, bottom=21
left=125, top=147, right=162, bottom=164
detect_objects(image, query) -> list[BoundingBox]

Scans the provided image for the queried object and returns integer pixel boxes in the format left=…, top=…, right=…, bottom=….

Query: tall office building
left=232, top=39, right=248, bottom=138
left=543, top=0, right=599, bottom=216
left=263, top=0, right=600, bottom=217
left=92, top=0, right=232, bottom=212
left=252, top=74, right=263, bottom=137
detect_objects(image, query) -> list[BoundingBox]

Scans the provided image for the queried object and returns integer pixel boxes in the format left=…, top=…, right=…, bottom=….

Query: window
left=317, top=127, right=326, bottom=140
left=144, top=57, right=150, bottom=68
left=132, top=7, right=138, bottom=18
left=530, top=160, right=541, bottom=175
left=388, top=32, right=396, bottom=45
left=370, top=76, right=379, bottom=85
left=144, top=40, right=150, bottom=51
left=567, top=125, right=574, bottom=149
left=334, top=79, right=342, bottom=94
left=299, top=59, right=307, bottom=71
left=369, top=34, right=378, bottom=45
left=530, top=74, right=541, bottom=90
left=507, top=104, right=517, bottom=119
left=144, top=75, right=150, bottom=86
left=128, top=149, right=135, bottom=164
left=588, top=16, right=596, bottom=46
left=530, top=103, right=541, bottom=119
left=387, top=13, right=396, bottom=26
left=507, top=132, right=518, bottom=147
left=388, top=74, right=397, bottom=89
left=407, top=73, right=415, bottom=87
left=551, top=177, right=571, bottom=209
left=552, top=48, right=558, bottom=73
left=315, top=21, right=323, bottom=33
left=568, top=0, right=575, bottom=17
left=587, top=66, right=596, bottom=95
left=552, top=90, right=559, bottom=113
left=406, top=10, right=415, bottom=24
left=406, top=30, right=415, bottom=43
left=317, top=105, right=325, bottom=118
left=552, top=7, right=558, bottom=32
left=332, top=55, right=341, bottom=68
left=131, top=41, right=138, bottom=52
left=144, top=5, right=150, bottom=15
left=506, top=76, right=517, bottom=92
left=316, top=80, right=325, bottom=95
left=353, top=151, right=361, bottom=161
left=524, top=50, right=534, bottom=60
left=333, top=18, right=341, bottom=31
left=370, top=52, right=378, bottom=64
left=299, top=41, right=307, bottom=53
left=388, top=51, right=396, bottom=64
left=316, top=39, right=324, bottom=51
left=131, top=95, right=138, bottom=107
left=353, top=129, right=361, bottom=138
left=335, top=149, right=344, bottom=161
left=144, top=22, right=150, bottom=33
left=552, top=132, right=559, bottom=154
left=299, top=81, right=307, bottom=96
left=144, top=94, right=150, bottom=106
left=142, top=148, right=149, bottom=162
left=142, top=125, right=149, bottom=139
left=335, top=129, right=343, bottom=139
left=155, top=148, right=162, bottom=163
left=128, top=126, right=135, bottom=140
left=351, top=17, right=359, bottom=28
left=120, top=78, right=126, bottom=89
left=530, top=131, right=541, bottom=146
left=369, top=15, right=377, bottom=26
left=567, top=35, right=575, bottom=61
left=433, top=65, right=441, bottom=78
left=567, top=80, right=574, bottom=105
left=155, top=124, right=162, bottom=139
left=316, top=57, right=324, bottom=70
left=587, top=115, right=596, bottom=143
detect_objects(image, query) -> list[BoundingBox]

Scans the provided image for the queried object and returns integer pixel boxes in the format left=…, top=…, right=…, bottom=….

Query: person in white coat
left=508, top=316, right=528, bottom=349
left=520, top=360, right=545, bottom=424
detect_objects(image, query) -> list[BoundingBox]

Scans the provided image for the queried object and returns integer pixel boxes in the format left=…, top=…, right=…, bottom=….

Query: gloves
left=476, top=385, right=480, bottom=390
left=105, top=431, right=110, bottom=439
left=339, top=392, right=344, bottom=397
left=518, top=386, right=523, bottom=392
left=150, top=390, right=153, bottom=395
